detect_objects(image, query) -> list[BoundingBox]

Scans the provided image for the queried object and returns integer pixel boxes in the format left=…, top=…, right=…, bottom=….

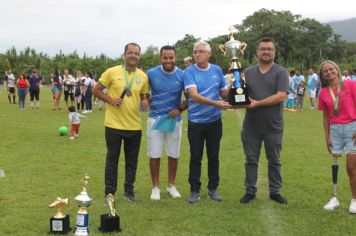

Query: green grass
left=0, top=88, right=355, bottom=235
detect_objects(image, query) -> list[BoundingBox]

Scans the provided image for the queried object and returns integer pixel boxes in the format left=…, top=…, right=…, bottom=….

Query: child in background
left=285, top=75, right=296, bottom=111
left=68, top=105, right=86, bottom=140
left=296, top=81, right=306, bottom=111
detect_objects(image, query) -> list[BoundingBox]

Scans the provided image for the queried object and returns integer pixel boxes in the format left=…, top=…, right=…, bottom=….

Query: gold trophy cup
left=220, top=25, right=250, bottom=105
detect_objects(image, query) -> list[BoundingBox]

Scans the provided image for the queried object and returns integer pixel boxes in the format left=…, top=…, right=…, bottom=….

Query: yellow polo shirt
left=99, top=65, right=149, bottom=130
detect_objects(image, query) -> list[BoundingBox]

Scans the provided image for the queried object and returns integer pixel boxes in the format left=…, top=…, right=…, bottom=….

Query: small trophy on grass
left=74, top=174, right=92, bottom=236
left=49, top=197, right=70, bottom=234
left=99, top=193, right=121, bottom=232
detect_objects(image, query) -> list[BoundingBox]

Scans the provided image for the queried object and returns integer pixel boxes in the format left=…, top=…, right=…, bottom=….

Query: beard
left=259, top=57, right=274, bottom=64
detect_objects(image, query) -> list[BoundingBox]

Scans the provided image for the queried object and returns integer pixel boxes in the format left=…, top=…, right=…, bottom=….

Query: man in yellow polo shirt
left=93, top=42, right=149, bottom=202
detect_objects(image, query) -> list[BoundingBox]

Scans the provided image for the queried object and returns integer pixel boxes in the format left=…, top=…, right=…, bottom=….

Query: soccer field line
left=232, top=109, right=284, bottom=235
left=258, top=174, right=284, bottom=235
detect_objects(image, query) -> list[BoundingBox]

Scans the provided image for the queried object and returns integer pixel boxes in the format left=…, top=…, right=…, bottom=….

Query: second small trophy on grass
left=99, top=193, right=121, bottom=232
left=74, top=174, right=92, bottom=236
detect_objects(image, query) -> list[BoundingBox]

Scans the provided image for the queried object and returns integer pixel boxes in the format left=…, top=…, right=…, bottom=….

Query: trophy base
left=99, top=214, right=121, bottom=233
left=229, top=87, right=250, bottom=105
left=50, top=215, right=71, bottom=234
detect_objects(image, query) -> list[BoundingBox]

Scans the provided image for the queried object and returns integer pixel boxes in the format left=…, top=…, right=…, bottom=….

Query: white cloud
left=0, top=0, right=354, bottom=57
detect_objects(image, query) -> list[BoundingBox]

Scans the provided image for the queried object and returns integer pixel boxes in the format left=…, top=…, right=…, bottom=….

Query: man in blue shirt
left=307, top=68, right=319, bottom=110
left=183, top=41, right=231, bottom=203
left=146, top=45, right=186, bottom=201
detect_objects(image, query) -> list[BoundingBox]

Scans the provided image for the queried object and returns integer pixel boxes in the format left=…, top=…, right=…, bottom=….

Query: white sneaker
left=324, top=197, right=339, bottom=210
left=150, top=186, right=160, bottom=200
left=82, top=110, right=88, bottom=114
left=167, top=185, right=181, bottom=199
left=349, top=199, right=356, bottom=213
left=69, top=136, right=75, bottom=140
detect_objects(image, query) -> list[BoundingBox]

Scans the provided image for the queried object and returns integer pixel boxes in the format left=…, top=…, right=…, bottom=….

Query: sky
left=0, top=0, right=355, bottom=58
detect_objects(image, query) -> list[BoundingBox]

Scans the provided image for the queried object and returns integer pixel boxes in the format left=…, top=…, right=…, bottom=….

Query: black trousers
left=104, top=127, right=142, bottom=195
left=187, top=119, right=222, bottom=192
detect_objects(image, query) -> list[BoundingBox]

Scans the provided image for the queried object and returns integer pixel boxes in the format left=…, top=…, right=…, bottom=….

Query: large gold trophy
left=99, top=193, right=121, bottom=232
left=74, top=174, right=92, bottom=236
left=220, top=25, right=250, bottom=105
left=49, top=197, right=70, bottom=233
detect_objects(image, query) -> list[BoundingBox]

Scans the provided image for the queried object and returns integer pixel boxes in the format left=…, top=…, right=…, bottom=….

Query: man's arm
left=4, top=76, right=8, bottom=90
left=248, top=91, right=287, bottom=109
left=92, top=82, right=122, bottom=107
left=168, top=92, right=188, bottom=118
left=187, top=86, right=231, bottom=110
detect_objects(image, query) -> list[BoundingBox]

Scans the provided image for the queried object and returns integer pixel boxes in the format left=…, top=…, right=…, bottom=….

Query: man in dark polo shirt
left=239, top=37, right=289, bottom=204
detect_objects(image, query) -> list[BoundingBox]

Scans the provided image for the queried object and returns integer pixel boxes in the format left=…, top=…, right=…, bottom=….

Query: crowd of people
left=2, top=39, right=356, bottom=213
left=284, top=68, right=356, bottom=112
left=3, top=68, right=101, bottom=112
left=49, top=69, right=97, bottom=112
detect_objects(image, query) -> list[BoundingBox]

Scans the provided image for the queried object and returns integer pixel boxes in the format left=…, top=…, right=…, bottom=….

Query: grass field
left=0, top=87, right=355, bottom=235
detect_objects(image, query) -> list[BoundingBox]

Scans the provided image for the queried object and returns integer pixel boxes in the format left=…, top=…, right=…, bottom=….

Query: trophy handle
left=240, top=42, right=247, bottom=55
left=219, top=44, right=227, bottom=55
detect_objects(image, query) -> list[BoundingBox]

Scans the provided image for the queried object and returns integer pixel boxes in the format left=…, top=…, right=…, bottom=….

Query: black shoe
left=186, top=191, right=200, bottom=204
left=240, top=193, right=255, bottom=204
left=208, top=189, right=223, bottom=202
left=270, top=194, right=287, bottom=204
left=124, top=191, right=137, bottom=203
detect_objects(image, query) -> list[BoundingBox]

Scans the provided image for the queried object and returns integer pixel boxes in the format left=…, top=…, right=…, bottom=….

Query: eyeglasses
left=258, top=47, right=275, bottom=52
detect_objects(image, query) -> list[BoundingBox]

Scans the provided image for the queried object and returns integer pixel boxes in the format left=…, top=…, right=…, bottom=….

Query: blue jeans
left=85, top=90, right=93, bottom=110
left=187, top=119, right=222, bottom=192
left=18, top=88, right=27, bottom=108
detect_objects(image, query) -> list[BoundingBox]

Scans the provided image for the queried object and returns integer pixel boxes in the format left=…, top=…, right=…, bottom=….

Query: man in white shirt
left=4, top=70, right=16, bottom=104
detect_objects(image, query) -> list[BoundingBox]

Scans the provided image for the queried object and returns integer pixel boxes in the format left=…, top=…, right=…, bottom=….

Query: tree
left=174, top=34, right=200, bottom=68
left=139, top=45, right=160, bottom=70
left=237, top=9, right=299, bottom=65
left=234, top=9, right=344, bottom=72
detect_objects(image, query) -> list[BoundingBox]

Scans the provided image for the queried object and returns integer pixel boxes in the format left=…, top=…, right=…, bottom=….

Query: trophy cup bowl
left=74, top=174, right=92, bottom=236
left=99, top=193, right=121, bottom=232
left=220, top=26, right=250, bottom=105
left=49, top=197, right=71, bottom=234
left=223, top=40, right=246, bottom=60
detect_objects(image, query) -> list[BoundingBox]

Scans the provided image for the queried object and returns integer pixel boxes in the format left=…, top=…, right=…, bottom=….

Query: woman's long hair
left=318, top=60, right=343, bottom=88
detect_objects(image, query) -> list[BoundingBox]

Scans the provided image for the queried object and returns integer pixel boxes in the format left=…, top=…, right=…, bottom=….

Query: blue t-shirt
left=307, top=73, right=318, bottom=90
left=27, top=74, right=42, bottom=91
left=147, top=65, right=184, bottom=121
left=183, top=64, right=226, bottom=123
left=292, top=75, right=304, bottom=90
